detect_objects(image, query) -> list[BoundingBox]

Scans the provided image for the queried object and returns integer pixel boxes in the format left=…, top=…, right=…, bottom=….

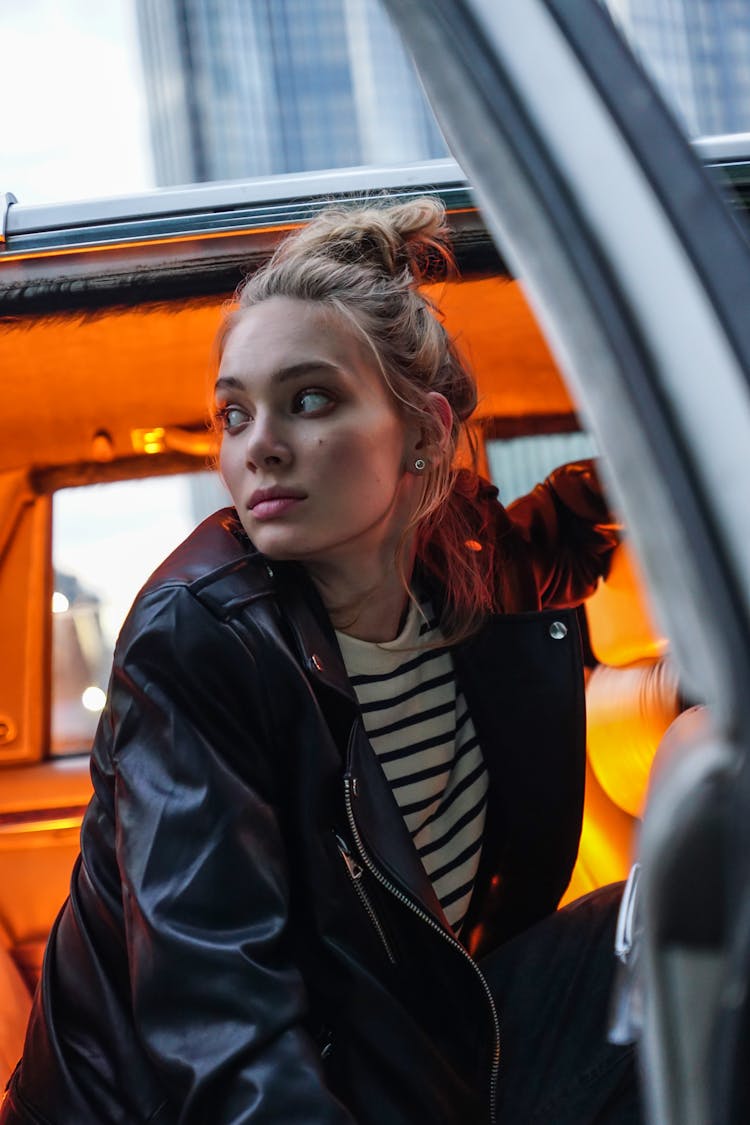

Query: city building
left=136, top=0, right=448, bottom=185
left=607, top=0, right=750, bottom=137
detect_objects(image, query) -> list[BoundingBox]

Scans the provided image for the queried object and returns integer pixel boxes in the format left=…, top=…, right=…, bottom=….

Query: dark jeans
left=480, top=882, right=641, bottom=1125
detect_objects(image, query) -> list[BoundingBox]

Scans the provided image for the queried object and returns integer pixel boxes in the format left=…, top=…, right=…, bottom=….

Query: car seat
left=562, top=540, right=682, bottom=903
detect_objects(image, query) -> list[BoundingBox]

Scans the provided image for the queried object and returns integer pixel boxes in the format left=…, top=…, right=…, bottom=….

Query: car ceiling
left=0, top=276, right=574, bottom=477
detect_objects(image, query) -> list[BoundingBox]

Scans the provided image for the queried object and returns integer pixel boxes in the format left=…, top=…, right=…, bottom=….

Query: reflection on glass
left=4, top=0, right=448, bottom=206
left=51, top=470, right=229, bottom=756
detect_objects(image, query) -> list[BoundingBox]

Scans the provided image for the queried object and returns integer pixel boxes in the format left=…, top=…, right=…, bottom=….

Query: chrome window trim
left=692, top=132, right=750, bottom=164
left=1, top=159, right=467, bottom=252
left=3, top=142, right=749, bottom=259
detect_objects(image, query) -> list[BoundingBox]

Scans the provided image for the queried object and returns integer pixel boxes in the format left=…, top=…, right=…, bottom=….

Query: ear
left=425, top=392, right=454, bottom=446
left=405, top=392, right=454, bottom=474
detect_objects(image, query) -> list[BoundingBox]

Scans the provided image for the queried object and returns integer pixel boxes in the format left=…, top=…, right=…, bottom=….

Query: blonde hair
left=218, top=197, right=499, bottom=642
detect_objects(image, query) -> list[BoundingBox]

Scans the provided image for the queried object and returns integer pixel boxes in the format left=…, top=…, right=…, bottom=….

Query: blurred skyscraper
left=136, top=0, right=448, bottom=185
left=607, top=0, right=750, bottom=137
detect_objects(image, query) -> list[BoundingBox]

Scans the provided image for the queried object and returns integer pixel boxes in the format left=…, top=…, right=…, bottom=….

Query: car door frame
left=382, top=2, right=750, bottom=1122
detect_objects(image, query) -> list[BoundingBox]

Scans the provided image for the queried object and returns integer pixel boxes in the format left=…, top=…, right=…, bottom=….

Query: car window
left=51, top=470, right=229, bottom=756
left=486, top=429, right=598, bottom=503
left=383, top=3, right=750, bottom=1120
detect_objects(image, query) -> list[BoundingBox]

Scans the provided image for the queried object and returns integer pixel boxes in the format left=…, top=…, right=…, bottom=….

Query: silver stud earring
left=414, top=458, right=427, bottom=472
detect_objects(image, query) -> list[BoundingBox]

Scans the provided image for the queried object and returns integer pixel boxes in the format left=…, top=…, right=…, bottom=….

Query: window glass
left=51, top=471, right=229, bottom=756
left=487, top=431, right=599, bottom=505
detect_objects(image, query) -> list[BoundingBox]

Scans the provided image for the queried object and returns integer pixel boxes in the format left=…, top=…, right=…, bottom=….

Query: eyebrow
left=214, top=360, right=342, bottom=395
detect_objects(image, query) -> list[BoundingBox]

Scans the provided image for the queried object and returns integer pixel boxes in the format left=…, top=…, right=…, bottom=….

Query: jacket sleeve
left=109, top=584, right=354, bottom=1125
left=506, top=458, right=621, bottom=608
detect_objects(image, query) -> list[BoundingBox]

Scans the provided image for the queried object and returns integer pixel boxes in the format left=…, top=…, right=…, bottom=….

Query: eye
left=216, top=405, right=250, bottom=432
left=293, top=388, right=334, bottom=415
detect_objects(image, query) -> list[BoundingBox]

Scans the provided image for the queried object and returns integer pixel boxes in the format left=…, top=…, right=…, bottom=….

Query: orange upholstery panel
left=0, top=759, right=92, bottom=966
left=586, top=659, right=681, bottom=819
left=564, top=541, right=678, bottom=901
left=0, top=482, right=52, bottom=766
left=0, top=937, right=31, bottom=1091
left=585, top=540, right=667, bottom=668
left=560, top=760, right=635, bottom=905
left=0, top=831, right=80, bottom=961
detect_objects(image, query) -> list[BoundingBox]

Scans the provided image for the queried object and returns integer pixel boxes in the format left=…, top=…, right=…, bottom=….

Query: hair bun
left=276, top=197, right=452, bottom=283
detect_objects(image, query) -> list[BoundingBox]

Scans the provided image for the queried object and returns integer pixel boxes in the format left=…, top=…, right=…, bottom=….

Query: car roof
left=2, top=145, right=749, bottom=481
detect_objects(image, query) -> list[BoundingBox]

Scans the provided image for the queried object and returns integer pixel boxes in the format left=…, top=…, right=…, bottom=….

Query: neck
left=305, top=546, right=416, bottom=643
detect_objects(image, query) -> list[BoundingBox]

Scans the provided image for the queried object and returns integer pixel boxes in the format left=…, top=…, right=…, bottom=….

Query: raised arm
left=506, top=458, right=620, bottom=608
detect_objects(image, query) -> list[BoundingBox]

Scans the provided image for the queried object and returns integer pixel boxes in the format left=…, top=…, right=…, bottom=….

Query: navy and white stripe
left=336, top=598, right=488, bottom=934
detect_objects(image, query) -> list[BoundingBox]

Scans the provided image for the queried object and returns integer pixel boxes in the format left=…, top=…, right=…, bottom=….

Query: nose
left=243, top=411, right=291, bottom=470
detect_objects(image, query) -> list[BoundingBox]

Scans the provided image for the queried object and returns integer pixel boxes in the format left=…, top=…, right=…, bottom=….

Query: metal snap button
left=549, top=621, right=568, bottom=640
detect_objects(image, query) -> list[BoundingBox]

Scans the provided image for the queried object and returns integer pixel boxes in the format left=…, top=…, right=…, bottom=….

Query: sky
left=1, top=0, right=154, bottom=205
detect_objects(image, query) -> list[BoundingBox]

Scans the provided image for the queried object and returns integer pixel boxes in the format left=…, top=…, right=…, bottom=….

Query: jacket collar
left=273, top=559, right=360, bottom=707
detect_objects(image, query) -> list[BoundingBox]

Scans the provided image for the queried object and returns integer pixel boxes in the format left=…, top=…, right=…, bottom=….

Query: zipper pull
left=335, top=832, right=363, bottom=880
left=344, top=773, right=359, bottom=798
left=614, top=861, right=641, bottom=963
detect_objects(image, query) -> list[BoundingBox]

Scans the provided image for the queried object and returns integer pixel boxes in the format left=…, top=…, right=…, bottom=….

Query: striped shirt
left=336, top=597, right=488, bottom=934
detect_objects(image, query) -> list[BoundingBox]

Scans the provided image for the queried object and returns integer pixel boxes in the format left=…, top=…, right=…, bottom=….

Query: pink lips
left=251, top=496, right=303, bottom=520
left=248, top=487, right=305, bottom=520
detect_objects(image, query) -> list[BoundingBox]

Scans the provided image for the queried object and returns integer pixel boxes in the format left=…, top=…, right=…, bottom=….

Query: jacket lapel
left=345, top=720, right=450, bottom=929
left=274, top=561, right=451, bottom=930
left=273, top=561, right=360, bottom=707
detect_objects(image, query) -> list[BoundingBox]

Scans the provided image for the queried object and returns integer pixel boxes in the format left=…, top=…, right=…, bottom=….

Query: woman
left=1, top=199, right=637, bottom=1124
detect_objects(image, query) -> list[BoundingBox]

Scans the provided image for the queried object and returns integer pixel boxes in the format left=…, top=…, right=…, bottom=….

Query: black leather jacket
left=2, top=463, right=617, bottom=1125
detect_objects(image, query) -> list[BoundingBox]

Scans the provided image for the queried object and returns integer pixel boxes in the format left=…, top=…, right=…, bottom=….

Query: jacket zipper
left=335, top=832, right=397, bottom=965
left=343, top=774, right=500, bottom=1123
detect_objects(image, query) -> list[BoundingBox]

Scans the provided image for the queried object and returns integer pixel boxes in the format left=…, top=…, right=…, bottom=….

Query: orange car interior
left=0, top=268, right=680, bottom=1087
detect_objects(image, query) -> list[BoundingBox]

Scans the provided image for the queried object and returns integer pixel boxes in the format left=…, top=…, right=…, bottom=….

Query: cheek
left=319, top=436, right=386, bottom=481
left=218, top=441, right=241, bottom=492
left=218, top=443, right=230, bottom=480
left=321, top=431, right=403, bottom=491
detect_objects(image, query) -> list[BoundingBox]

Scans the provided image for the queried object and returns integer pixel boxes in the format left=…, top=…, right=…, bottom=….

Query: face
left=215, top=296, right=422, bottom=572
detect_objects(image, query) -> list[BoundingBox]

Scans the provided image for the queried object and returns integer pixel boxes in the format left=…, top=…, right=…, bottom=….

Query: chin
left=246, top=529, right=310, bottom=561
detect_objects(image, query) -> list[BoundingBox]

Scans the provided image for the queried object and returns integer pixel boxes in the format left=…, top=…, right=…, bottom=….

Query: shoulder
left=141, top=506, right=275, bottom=614
left=144, top=507, right=267, bottom=600
left=115, top=508, right=276, bottom=661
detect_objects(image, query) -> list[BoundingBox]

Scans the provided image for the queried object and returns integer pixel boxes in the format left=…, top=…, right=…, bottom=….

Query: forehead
left=219, top=296, right=370, bottom=376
